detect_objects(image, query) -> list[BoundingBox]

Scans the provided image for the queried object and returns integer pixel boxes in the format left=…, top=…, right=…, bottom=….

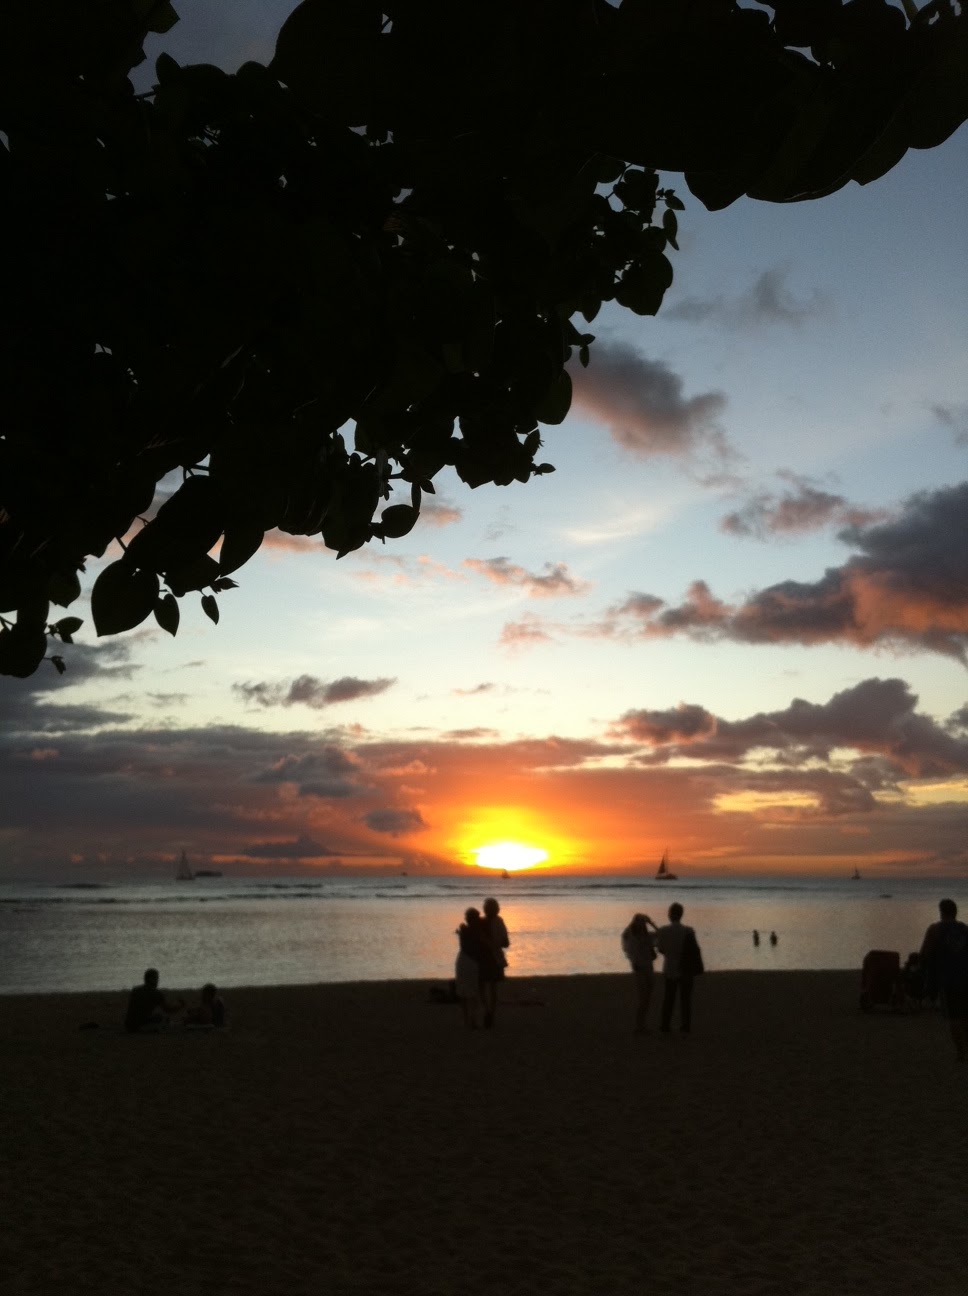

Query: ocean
left=0, top=873, right=958, bottom=995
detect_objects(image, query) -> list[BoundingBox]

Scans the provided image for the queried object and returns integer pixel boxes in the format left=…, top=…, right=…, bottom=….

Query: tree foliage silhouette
left=1, top=0, right=965, bottom=676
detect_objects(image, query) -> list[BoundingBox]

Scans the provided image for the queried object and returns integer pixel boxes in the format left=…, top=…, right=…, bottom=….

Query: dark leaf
left=219, top=523, right=264, bottom=576
left=91, top=563, right=160, bottom=636
left=201, top=594, right=220, bottom=625
left=155, top=52, right=181, bottom=84
left=164, top=554, right=222, bottom=597
left=50, top=655, right=67, bottom=675
left=47, top=570, right=82, bottom=608
left=154, top=593, right=180, bottom=637
left=535, top=371, right=573, bottom=425
left=52, top=616, right=83, bottom=637
left=378, top=504, right=419, bottom=538
left=0, top=624, right=48, bottom=678
left=211, top=578, right=239, bottom=592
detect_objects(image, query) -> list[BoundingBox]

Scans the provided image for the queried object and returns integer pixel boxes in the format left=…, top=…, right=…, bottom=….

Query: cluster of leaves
left=1, top=0, right=965, bottom=676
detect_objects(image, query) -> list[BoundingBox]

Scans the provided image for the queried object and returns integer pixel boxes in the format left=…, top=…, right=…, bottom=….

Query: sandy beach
left=2, top=971, right=964, bottom=1296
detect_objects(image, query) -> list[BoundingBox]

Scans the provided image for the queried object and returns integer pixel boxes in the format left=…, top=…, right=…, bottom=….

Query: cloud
left=0, top=641, right=139, bottom=736
left=612, top=678, right=968, bottom=780
left=263, top=530, right=320, bottom=555
left=239, top=835, right=335, bottom=859
left=666, top=267, right=828, bottom=329
left=234, top=675, right=396, bottom=708
left=420, top=499, right=463, bottom=527
left=499, top=615, right=556, bottom=648
left=2, top=692, right=967, bottom=879
left=254, top=749, right=360, bottom=799
left=721, top=474, right=889, bottom=539
left=463, top=558, right=590, bottom=598
left=598, top=482, right=968, bottom=661
left=569, top=340, right=729, bottom=460
left=452, top=683, right=496, bottom=697
left=931, top=402, right=968, bottom=446
left=363, top=807, right=428, bottom=836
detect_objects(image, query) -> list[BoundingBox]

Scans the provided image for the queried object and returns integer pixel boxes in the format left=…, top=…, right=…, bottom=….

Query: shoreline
left=5, top=972, right=966, bottom=1296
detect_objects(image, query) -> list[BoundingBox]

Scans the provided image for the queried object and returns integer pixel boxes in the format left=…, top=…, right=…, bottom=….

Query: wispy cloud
left=569, top=340, right=730, bottom=462
left=463, top=558, right=590, bottom=598
left=931, top=402, right=968, bottom=446
left=666, top=267, right=828, bottom=329
left=234, top=675, right=396, bottom=708
left=514, top=482, right=968, bottom=663
left=420, top=499, right=463, bottom=527
left=721, top=473, right=889, bottom=539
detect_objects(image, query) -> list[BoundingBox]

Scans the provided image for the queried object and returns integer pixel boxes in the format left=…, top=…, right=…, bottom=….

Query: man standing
left=920, top=899, right=968, bottom=1061
left=656, top=902, right=702, bottom=1034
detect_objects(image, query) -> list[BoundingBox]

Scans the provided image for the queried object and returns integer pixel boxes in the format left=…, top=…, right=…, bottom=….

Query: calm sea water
left=0, top=873, right=960, bottom=994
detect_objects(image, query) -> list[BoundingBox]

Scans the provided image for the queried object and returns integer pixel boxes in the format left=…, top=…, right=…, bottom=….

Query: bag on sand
left=682, top=929, right=705, bottom=977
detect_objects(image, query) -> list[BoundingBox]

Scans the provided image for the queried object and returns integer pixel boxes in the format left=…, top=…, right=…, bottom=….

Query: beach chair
left=859, top=949, right=903, bottom=1012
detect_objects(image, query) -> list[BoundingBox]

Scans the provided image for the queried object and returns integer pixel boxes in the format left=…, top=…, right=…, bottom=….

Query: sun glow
left=473, top=841, right=549, bottom=872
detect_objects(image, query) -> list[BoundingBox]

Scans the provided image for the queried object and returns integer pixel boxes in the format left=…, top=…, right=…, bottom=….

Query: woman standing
left=480, top=897, right=510, bottom=1029
left=621, top=913, right=658, bottom=1033
left=455, top=907, right=485, bottom=1029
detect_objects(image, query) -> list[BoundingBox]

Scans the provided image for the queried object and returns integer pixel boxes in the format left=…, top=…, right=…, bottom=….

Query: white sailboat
left=655, top=849, right=677, bottom=881
left=175, top=850, right=194, bottom=882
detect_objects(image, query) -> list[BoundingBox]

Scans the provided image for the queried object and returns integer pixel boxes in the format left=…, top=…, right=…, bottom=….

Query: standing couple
left=455, top=898, right=510, bottom=1029
left=621, top=902, right=704, bottom=1034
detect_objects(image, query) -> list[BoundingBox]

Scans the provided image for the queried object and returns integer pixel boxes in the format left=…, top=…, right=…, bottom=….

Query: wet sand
left=2, top=972, right=964, bottom=1296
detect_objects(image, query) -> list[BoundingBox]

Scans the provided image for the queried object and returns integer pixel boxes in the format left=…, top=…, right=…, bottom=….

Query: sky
left=3, top=3, right=967, bottom=882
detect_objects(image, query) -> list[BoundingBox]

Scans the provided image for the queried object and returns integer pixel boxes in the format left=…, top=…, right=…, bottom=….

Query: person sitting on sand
left=124, top=968, right=184, bottom=1033
left=183, top=982, right=226, bottom=1028
left=455, top=908, right=485, bottom=1029
left=480, top=897, right=510, bottom=1029
left=621, top=913, right=659, bottom=1033
left=920, top=898, right=968, bottom=1061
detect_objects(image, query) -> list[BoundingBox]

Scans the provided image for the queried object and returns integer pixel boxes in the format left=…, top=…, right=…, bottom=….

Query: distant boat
left=175, top=850, right=194, bottom=882
left=655, top=850, right=677, bottom=882
left=195, top=869, right=222, bottom=878
left=851, top=868, right=861, bottom=881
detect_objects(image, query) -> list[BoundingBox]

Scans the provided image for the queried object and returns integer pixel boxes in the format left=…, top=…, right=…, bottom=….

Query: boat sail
left=655, top=850, right=677, bottom=882
left=175, top=850, right=194, bottom=882
left=851, top=867, right=861, bottom=880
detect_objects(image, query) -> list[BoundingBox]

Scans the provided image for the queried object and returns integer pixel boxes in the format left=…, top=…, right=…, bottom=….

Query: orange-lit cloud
left=4, top=652, right=968, bottom=879
left=570, top=340, right=730, bottom=461
left=501, top=482, right=968, bottom=662
left=464, top=557, right=590, bottom=598
left=721, top=472, right=889, bottom=539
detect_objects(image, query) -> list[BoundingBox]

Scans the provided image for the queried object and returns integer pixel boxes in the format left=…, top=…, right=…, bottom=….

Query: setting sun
left=473, top=842, right=549, bottom=872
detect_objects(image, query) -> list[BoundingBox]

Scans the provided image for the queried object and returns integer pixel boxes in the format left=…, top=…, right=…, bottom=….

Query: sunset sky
left=3, top=3, right=967, bottom=882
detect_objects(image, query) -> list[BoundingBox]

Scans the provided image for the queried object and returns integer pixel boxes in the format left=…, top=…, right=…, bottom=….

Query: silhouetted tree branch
left=1, top=0, right=965, bottom=675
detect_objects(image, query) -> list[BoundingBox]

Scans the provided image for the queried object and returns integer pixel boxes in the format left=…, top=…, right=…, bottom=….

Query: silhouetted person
left=480, top=897, right=510, bottom=1029
left=753, top=930, right=760, bottom=947
left=621, top=912, right=659, bottom=1033
left=656, top=903, right=703, bottom=1034
left=184, top=982, right=226, bottom=1028
left=455, top=908, right=484, bottom=1029
left=124, top=968, right=184, bottom=1033
left=920, top=898, right=968, bottom=1061
left=769, top=931, right=778, bottom=947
